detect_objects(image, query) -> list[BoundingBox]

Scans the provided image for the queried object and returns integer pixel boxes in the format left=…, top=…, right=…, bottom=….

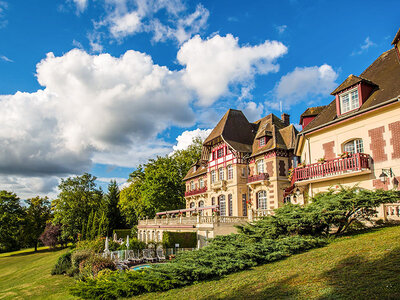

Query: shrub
left=51, top=251, right=72, bottom=275
left=79, top=255, right=116, bottom=278
left=71, top=249, right=95, bottom=269
left=162, top=232, right=197, bottom=248
left=75, top=237, right=120, bottom=253
left=113, top=229, right=132, bottom=239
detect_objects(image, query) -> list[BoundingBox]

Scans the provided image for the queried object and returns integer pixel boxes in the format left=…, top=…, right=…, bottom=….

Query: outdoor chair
left=143, top=249, right=157, bottom=263
left=156, top=249, right=166, bottom=261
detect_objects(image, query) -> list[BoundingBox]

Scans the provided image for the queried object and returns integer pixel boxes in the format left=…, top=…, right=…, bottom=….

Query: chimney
left=281, top=113, right=290, bottom=126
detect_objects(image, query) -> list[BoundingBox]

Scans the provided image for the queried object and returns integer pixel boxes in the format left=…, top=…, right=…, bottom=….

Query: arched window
left=198, top=200, right=205, bottom=216
left=219, top=195, right=226, bottom=216
left=228, top=194, right=233, bottom=216
left=157, top=231, right=161, bottom=242
left=227, top=165, right=233, bottom=180
left=343, top=139, right=364, bottom=154
left=257, top=190, right=267, bottom=210
left=190, top=202, right=195, bottom=208
left=257, top=159, right=264, bottom=174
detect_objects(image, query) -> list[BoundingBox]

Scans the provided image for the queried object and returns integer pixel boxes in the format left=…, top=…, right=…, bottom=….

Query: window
left=257, top=159, right=264, bottom=174
left=190, top=202, right=195, bottom=208
left=198, top=200, right=204, bottom=216
left=228, top=194, right=233, bottom=216
left=227, top=165, right=233, bottom=180
left=199, top=178, right=204, bottom=188
left=211, top=170, right=216, bottom=183
left=242, top=194, right=247, bottom=216
left=241, top=167, right=246, bottom=177
left=259, top=137, right=266, bottom=147
left=212, top=197, right=215, bottom=206
left=219, top=167, right=224, bottom=180
left=219, top=195, right=226, bottom=216
left=340, top=88, right=359, bottom=114
left=212, top=152, right=216, bottom=160
left=217, top=148, right=224, bottom=158
left=190, top=181, right=194, bottom=190
left=343, top=139, right=364, bottom=154
left=257, top=191, right=267, bottom=210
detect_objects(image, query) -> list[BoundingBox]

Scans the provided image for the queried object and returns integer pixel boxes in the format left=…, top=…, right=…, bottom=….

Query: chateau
left=137, top=28, right=400, bottom=247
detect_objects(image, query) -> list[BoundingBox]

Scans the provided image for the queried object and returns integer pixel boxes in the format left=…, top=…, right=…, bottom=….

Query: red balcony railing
left=292, top=153, right=370, bottom=184
left=185, top=186, right=207, bottom=197
left=248, top=172, right=269, bottom=183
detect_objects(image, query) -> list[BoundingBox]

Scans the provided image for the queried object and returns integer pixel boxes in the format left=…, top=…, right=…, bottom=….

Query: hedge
left=162, top=232, right=197, bottom=248
left=112, top=229, right=132, bottom=240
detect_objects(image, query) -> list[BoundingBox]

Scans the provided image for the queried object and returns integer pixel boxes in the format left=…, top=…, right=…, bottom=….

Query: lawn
left=136, top=225, right=400, bottom=300
left=0, top=247, right=75, bottom=300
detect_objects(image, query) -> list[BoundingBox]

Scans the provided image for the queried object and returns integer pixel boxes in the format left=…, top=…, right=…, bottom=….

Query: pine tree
left=106, top=180, right=125, bottom=235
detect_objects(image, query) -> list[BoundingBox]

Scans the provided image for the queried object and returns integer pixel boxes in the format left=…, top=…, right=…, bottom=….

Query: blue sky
left=0, top=0, right=398, bottom=198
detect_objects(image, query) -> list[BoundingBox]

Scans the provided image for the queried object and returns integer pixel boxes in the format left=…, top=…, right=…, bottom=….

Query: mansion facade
left=137, top=27, right=400, bottom=247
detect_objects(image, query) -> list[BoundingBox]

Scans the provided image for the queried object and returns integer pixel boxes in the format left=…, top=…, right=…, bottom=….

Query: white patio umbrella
left=126, top=235, right=130, bottom=249
left=104, top=236, right=109, bottom=253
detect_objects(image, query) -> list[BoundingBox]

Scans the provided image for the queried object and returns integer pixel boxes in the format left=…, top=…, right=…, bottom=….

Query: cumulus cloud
left=0, top=175, right=59, bottom=199
left=89, top=0, right=208, bottom=46
left=240, top=101, right=264, bottom=122
left=172, top=128, right=212, bottom=152
left=0, top=49, right=195, bottom=179
left=272, top=64, right=338, bottom=107
left=351, top=36, right=376, bottom=56
left=178, top=34, right=288, bottom=106
left=96, top=177, right=127, bottom=184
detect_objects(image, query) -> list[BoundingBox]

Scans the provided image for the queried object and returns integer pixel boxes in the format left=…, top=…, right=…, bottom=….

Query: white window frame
left=219, top=167, right=224, bottom=180
left=257, top=190, right=267, bottom=210
left=228, top=194, right=233, bottom=216
left=257, top=159, right=264, bottom=174
left=343, top=139, right=364, bottom=154
left=227, top=165, right=233, bottom=180
left=219, top=195, right=226, bottom=216
left=190, top=181, right=194, bottom=190
left=211, top=170, right=216, bottom=183
left=259, top=137, right=266, bottom=147
left=199, top=178, right=204, bottom=188
left=340, top=88, right=359, bottom=114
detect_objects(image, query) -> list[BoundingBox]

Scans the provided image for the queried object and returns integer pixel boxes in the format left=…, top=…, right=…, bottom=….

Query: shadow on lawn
left=3, top=247, right=65, bottom=257
left=319, top=247, right=400, bottom=299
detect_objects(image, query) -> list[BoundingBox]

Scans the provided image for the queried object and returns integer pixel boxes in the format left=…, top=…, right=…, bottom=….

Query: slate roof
left=330, top=74, right=377, bottom=95
left=299, top=105, right=327, bottom=124
left=302, top=48, right=400, bottom=133
left=183, top=160, right=207, bottom=181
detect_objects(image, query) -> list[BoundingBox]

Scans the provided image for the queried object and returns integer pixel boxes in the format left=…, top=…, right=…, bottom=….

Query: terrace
left=292, top=153, right=371, bottom=185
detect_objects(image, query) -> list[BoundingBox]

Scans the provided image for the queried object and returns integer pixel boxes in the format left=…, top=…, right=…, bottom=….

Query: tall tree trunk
left=34, top=242, right=38, bottom=252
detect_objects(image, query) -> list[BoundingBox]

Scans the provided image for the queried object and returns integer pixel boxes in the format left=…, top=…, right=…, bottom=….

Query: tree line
left=0, top=138, right=202, bottom=253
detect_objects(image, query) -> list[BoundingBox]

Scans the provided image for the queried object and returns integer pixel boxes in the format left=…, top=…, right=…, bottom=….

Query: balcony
left=185, top=186, right=207, bottom=197
left=211, top=180, right=227, bottom=191
left=292, top=153, right=371, bottom=185
left=247, top=173, right=269, bottom=184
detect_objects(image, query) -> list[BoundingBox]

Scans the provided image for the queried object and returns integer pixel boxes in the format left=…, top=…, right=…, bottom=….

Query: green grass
left=0, top=247, right=75, bottom=300
left=136, top=226, right=400, bottom=300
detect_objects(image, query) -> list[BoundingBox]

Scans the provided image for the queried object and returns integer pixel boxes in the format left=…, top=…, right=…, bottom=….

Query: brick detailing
left=322, top=141, right=335, bottom=160
left=389, top=121, right=400, bottom=159
left=279, top=160, right=286, bottom=176
left=269, top=195, right=274, bottom=199
left=373, top=179, right=389, bottom=191
left=266, top=161, right=273, bottom=177
left=368, top=126, right=388, bottom=162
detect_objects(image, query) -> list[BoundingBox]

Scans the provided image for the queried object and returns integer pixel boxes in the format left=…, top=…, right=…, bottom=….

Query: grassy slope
left=0, top=247, right=75, bottom=300
left=137, top=226, right=400, bottom=300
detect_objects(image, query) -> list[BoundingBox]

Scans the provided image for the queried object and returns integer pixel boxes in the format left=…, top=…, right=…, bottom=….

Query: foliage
left=113, top=229, right=132, bottom=239
left=53, top=173, right=104, bottom=242
left=23, top=196, right=52, bottom=251
left=162, top=231, right=197, bottom=248
left=51, top=251, right=72, bottom=275
left=106, top=180, right=125, bottom=235
left=0, top=190, right=24, bottom=252
left=119, top=138, right=203, bottom=225
left=79, top=255, right=116, bottom=278
left=76, top=236, right=120, bottom=253
left=40, top=223, right=61, bottom=248
left=70, top=235, right=325, bottom=299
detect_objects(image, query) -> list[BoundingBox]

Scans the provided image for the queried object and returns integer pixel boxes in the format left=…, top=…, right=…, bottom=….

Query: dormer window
left=340, top=88, right=359, bottom=114
left=259, top=137, right=266, bottom=147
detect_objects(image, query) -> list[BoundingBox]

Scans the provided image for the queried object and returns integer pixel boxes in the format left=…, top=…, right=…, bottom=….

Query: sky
left=0, top=0, right=398, bottom=199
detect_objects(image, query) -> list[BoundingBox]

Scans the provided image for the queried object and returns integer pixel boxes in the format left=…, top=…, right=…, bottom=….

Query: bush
left=113, top=229, right=132, bottom=239
left=51, top=251, right=72, bottom=275
left=75, top=237, right=120, bottom=253
left=71, top=249, right=95, bottom=269
left=40, top=223, right=61, bottom=248
left=79, top=255, right=116, bottom=278
left=162, top=232, right=197, bottom=248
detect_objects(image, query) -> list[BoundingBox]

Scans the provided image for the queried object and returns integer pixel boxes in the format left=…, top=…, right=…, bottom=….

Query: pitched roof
left=203, top=109, right=255, bottom=153
left=330, top=74, right=377, bottom=95
left=302, top=48, right=400, bottom=133
left=299, top=105, right=327, bottom=124
left=392, top=27, right=400, bottom=45
left=250, top=114, right=298, bottom=157
left=182, top=161, right=207, bottom=181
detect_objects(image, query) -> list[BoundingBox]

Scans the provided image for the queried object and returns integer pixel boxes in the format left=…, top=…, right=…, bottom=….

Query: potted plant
left=297, top=162, right=306, bottom=169
left=339, top=151, right=350, bottom=158
left=288, top=167, right=294, bottom=180
left=317, top=157, right=326, bottom=164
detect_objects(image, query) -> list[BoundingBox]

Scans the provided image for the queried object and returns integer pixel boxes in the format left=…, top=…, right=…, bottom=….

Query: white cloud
left=0, top=1, right=7, bottom=28
left=71, top=0, right=88, bottom=13
left=0, top=49, right=195, bottom=181
left=275, top=25, right=287, bottom=34
left=351, top=36, right=376, bottom=56
left=272, top=64, right=338, bottom=107
left=240, top=101, right=264, bottom=122
left=96, top=177, right=127, bottom=184
left=0, top=55, right=12, bottom=62
left=178, top=34, right=288, bottom=106
left=91, top=0, right=209, bottom=46
left=172, top=128, right=212, bottom=152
